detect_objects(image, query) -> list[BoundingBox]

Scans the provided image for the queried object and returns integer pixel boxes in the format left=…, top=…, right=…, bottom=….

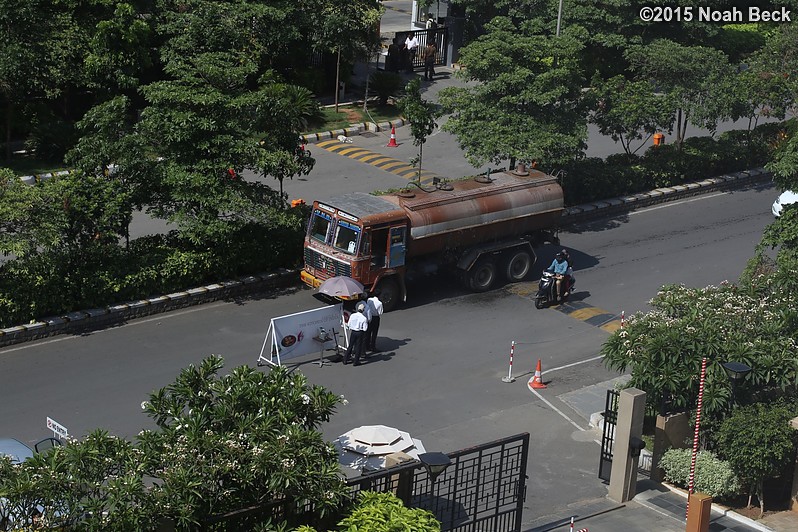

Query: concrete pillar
left=608, top=388, right=647, bottom=503
left=790, top=416, right=798, bottom=512
left=651, top=412, right=691, bottom=482
left=686, top=492, right=712, bottom=532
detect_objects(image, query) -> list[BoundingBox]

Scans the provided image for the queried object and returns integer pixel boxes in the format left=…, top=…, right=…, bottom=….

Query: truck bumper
left=301, top=269, right=362, bottom=301
left=300, top=270, right=322, bottom=289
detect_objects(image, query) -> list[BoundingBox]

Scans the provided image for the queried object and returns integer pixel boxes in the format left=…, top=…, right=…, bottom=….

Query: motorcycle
left=535, top=271, right=575, bottom=309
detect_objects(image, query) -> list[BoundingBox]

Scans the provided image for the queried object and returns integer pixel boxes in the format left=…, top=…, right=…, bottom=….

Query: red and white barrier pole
left=570, top=516, right=588, bottom=532
left=686, top=356, right=708, bottom=519
left=620, top=310, right=625, bottom=328
left=502, top=341, right=516, bottom=383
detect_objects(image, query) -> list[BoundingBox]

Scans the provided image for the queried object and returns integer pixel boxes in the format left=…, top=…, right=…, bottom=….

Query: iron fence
left=348, top=432, right=529, bottom=531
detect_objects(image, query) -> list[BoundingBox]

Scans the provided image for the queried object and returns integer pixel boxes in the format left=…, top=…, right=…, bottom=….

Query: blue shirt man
left=548, top=256, right=568, bottom=275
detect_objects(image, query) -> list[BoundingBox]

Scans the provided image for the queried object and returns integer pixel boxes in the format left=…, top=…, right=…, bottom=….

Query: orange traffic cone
left=528, top=359, right=547, bottom=390
left=386, top=126, right=398, bottom=147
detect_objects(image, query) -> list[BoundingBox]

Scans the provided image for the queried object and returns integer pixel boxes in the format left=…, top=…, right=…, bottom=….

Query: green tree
left=716, top=401, right=798, bottom=516
left=139, top=356, right=347, bottom=528
left=589, top=75, right=676, bottom=155
left=438, top=16, right=587, bottom=169
left=397, top=78, right=439, bottom=183
left=625, top=40, right=739, bottom=146
left=601, top=282, right=798, bottom=421
left=312, top=1, right=383, bottom=111
left=0, top=357, right=349, bottom=530
left=0, top=0, right=50, bottom=159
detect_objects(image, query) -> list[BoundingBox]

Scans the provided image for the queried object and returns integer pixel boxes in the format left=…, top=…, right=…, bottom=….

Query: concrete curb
left=0, top=166, right=774, bottom=348
left=300, top=118, right=407, bottom=144
left=562, top=168, right=771, bottom=223
left=641, top=482, right=776, bottom=532
left=0, top=269, right=300, bottom=348
left=17, top=169, right=73, bottom=185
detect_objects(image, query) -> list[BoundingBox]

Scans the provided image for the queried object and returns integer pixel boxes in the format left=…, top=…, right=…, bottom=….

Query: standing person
left=366, top=291, right=384, bottom=352
left=387, top=37, right=400, bottom=72
left=404, top=32, right=419, bottom=72
left=425, top=13, right=438, bottom=42
left=423, top=40, right=437, bottom=81
left=343, top=302, right=369, bottom=366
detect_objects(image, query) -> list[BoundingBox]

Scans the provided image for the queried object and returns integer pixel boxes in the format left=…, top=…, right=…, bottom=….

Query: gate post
left=608, top=388, right=646, bottom=503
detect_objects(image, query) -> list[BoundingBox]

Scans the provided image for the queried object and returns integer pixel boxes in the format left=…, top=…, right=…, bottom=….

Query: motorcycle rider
left=546, top=251, right=570, bottom=301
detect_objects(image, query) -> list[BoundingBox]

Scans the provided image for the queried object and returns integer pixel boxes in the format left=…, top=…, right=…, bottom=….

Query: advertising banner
left=257, top=304, right=344, bottom=366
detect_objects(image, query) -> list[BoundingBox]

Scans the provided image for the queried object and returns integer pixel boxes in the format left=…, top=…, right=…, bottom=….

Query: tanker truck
left=300, top=166, right=564, bottom=311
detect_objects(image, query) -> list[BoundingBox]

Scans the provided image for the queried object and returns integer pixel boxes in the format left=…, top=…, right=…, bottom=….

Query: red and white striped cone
left=386, top=126, right=398, bottom=147
left=502, top=341, right=516, bottom=383
left=527, top=359, right=547, bottom=390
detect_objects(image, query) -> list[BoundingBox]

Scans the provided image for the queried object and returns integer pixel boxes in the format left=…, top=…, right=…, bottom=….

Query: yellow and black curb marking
left=316, top=139, right=441, bottom=186
left=506, top=283, right=622, bottom=333
left=555, top=300, right=622, bottom=333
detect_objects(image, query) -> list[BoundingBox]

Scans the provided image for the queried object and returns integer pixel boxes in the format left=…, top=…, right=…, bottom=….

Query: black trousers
left=344, top=330, right=366, bottom=364
left=424, top=62, right=435, bottom=79
left=367, top=315, right=381, bottom=350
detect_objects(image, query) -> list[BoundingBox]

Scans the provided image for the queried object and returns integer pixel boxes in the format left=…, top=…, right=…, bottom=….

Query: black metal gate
left=348, top=433, right=529, bottom=531
left=598, top=389, right=620, bottom=482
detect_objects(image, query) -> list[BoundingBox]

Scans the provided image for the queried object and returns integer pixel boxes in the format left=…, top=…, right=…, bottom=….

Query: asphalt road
left=0, top=180, right=776, bottom=527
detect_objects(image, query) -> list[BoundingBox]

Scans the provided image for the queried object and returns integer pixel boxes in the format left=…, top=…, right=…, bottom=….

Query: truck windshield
left=309, top=210, right=332, bottom=243
left=333, top=220, right=361, bottom=254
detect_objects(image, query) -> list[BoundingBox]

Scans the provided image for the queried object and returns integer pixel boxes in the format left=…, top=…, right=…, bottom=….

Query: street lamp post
left=556, top=0, right=565, bottom=37
left=722, top=361, right=752, bottom=405
left=419, top=452, right=452, bottom=519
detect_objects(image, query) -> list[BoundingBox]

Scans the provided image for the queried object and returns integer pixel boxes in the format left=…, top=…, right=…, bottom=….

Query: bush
left=369, top=71, right=404, bottom=106
left=659, top=448, right=741, bottom=501
left=562, top=121, right=784, bottom=206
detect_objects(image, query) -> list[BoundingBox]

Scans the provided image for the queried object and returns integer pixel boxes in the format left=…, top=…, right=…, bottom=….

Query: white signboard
left=257, top=304, right=345, bottom=366
left=46, top=417, right=68, bottom=439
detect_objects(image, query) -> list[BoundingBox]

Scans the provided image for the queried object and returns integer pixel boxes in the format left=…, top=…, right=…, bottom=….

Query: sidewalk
left=540, top=378, right=790, bottom=532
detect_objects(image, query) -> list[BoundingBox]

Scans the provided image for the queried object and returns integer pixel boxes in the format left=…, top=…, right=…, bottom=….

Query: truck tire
left=505, top=250, right=532, bottom=282
left=468, top=259, right=496, bottom=292
left=376, top=277, right=400, bottom=312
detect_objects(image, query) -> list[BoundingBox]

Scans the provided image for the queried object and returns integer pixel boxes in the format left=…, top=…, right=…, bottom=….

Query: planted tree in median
left=625, top=40, right=740, bottom=147
left=397, top=78, right=439, bottom=183
left=438, top=16, right=587, bottom=170
left=589, top=75, right=676, bottom=155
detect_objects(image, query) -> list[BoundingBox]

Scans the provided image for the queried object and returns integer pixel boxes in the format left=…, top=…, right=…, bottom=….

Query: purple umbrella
left=318, top=276, right=365, bottom=298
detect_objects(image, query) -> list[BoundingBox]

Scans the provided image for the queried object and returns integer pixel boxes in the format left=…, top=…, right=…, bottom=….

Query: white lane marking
left=530, top=388, right=586, bottom=431
left=544, top=355, right=604, bottom=374
left=0, top=301, right=230, bottom=354
left=628, top=191, right=728, bottom=215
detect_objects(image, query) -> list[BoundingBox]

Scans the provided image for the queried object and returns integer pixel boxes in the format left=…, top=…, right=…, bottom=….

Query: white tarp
left=257, top=304, right=345, bottom=366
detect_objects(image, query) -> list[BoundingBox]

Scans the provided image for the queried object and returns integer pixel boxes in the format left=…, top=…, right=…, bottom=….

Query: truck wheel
left=505, top=250, right=532, bottom=282
left=468, top=259, right=496, bottom=292
left=377, top=277, right=400, bottom=312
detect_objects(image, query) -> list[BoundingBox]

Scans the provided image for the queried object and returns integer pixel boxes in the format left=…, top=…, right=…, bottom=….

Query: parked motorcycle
left=534, top=271, right=575, bottom=309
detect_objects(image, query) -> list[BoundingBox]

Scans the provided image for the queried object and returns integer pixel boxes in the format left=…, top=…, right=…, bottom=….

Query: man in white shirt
left=366, top=292, right=384, bottom=352
left=404, top=33, right=419, bottom=72
left=344, top=302, right=369, bottom=366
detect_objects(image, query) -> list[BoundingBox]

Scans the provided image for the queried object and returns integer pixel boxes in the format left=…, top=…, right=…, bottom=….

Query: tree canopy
left=438, top=16, right=587, bottom=169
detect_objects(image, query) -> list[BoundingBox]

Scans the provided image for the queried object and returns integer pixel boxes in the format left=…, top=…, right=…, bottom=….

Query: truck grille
left=304, top=248, right=351, bottom=278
